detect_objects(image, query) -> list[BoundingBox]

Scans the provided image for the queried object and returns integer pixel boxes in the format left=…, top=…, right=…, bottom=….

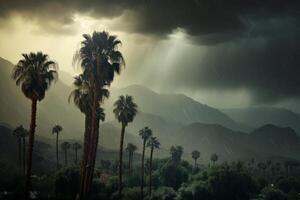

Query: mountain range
left=1, top=56, right=300, bottom=162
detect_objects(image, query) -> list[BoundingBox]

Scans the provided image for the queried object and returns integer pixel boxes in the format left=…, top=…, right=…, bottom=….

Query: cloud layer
left=0, top=0, right=300, bottom=104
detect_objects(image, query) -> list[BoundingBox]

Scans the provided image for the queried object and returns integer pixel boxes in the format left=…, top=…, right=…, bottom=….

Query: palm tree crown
left=13, top=125, right=28, bottom=138
left=192, top=150, right=200, bottom=160
left=61, top=142, right=71, bottom=151
left=12, top=52, right=57, bottom=101
left=113, top=95, right=138, bottom=126
left=52, top=125, right=63, bottom=135
left=139, top=127, right=152, bottom=142
left=73, top=142, right=82, bottom=150
left=126, top=143, right=138, bottom=153
left=147, top=137, right=160, bottom=149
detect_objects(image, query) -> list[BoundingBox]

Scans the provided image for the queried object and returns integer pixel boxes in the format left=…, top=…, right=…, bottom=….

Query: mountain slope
left=105, top=85, right=245, bottom=131
left=223, top=107, right=300, bottom=134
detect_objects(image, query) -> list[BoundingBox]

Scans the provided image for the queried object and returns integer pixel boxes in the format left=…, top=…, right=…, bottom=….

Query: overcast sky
left=0, top=0, right=299, bottom=110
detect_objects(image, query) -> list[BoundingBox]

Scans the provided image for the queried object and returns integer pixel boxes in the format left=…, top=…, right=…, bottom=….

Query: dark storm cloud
left=0, top=0, right=300, bottom=103
left=163, top=17, right=300, bottom=103
left=0, top=0, right=299, bottom=40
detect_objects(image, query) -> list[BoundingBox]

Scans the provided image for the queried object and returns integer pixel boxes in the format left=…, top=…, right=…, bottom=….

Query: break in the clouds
left=0, top=0, right=300, bottom=104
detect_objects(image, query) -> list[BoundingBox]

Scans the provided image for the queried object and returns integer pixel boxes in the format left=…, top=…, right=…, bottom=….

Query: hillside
left=223, top=107, right=300, bottom=134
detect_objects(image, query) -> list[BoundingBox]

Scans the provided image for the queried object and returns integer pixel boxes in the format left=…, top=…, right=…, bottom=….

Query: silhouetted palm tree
left=170, top=145, right=183, bottom=163
left=139, top=127, right=152, bottom=200
left=12, top=52, right=57, bottom=198
left=52, top=125, right=63, bottom=169
left=192, top=150, right=200, bottom=168
left=126, top=143, right=137, bottom=174
left=113, top=95, right=138, bottom=198
left=72, top=142, right=82, bottom=164
left=72, top=31, right=124, bottom=199
left=210, top=153, right=218, bottom=165
left=61, top=142, right=71, bottom=165
left=147, top=136, right=160, bottom=197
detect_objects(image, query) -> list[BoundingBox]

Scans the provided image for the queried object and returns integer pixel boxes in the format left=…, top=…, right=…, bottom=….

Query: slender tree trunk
left=85, top=116, right=100, bottom=195
left=65, top=149, right=68, bottom=165
left=22, top=137, right=26, bottom=175
left=25, top=99, right=37, bottom=199
left=141, top=140, right=146, bottom=200
left=194, top=159, right=197, bottom=168
left=78, top=112, right=91, bottom=200
left=75, top=148, right=78, bottom=164
left=118, top=124, right=126, bottom=199
left=149, top=145, right=154, bottom=197
left=82, top=89, right=98, bottom=198
left=18, top=138, right=21, bottom=168
left=56, top=133, right=59, bottom=169
left=128, top=151, right=131, bottom=174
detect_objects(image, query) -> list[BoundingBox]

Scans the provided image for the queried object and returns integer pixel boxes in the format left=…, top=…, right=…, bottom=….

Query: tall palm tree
left=192, top=150, right=200, bottom=168
left=113, top=95, right=138, bottom=198
left=13, top=125, right=26, bottom=169
left=139, top=127, right=152, bottom=200
left=210, top=153, right=218, bottom=165
left=52, top=125, right=63, bottom=169
left=147, top=136, right=160, bottom=197
left=61, top=142, right=71, bottom=165
left=72, top=31, right=124, bottom=200
left=126, top=143, right=137, bottom=174
left=12, top=52, right=57, bottom=198
left=72, top=142, right=82, bottom=164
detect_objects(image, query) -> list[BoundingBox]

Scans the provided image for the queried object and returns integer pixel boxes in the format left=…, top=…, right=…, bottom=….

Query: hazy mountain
left=223, top=107, right=300, bottom=134
left=105, top=85, right=246, bottom=131
left=160, top=123, right=300, bottom=162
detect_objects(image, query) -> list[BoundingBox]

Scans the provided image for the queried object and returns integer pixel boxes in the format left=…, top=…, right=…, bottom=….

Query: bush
left=150, top=187, right=177, bottom=200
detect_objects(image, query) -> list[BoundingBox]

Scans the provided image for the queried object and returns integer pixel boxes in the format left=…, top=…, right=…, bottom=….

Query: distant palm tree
left=147, top=136, right=160, bottom=197
left=113, top=95, right=138, bottom=198
left=192, top=150, right=200, bottom=168
left=12, top=52, right=57, bottom=198
left=72, top=31, right=124, bottom=199
left=61, top=142, right=71, bottom=165
left=13, top=125, right=27, bottom=170
left=170, top=145, right=183, bottom=163
left=210, top=153, right=218, bottom=165
left=126, top=143, right=137, bottom=174
left=52, top=125, right=63, bottom=169
left=72, top=142, right=82, bottom=164
left=139, top=127, right=152, bottom=200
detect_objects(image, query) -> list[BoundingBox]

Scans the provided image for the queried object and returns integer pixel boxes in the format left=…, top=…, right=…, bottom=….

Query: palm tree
left=12, top=52, right=57, bottom=198
left=113, top=95, right=138, bottom=198
left=126, top=143, right=137, bottom=174
left=170, top=145, right=183, bottom=163
left=147, top=136, right=160, bottom=197
left=61, top=142, right=71, bottom=165
left=13, top=125, right=26, bottom=169
left=72, top=31, right=124, bottom=199
left=139, top=127, right=152, bottom=200
left=192, top=150, right=200, bottom=168
left=52, top=125, right=63, bottom=169
left=72, top=142, right=82, bottom=164
left=210, top=153, right=218, bottom=165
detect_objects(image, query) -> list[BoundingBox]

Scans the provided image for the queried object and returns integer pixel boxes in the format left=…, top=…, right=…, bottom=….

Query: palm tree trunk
left=85, top=116, right=100, bottom=195
left=149, top=145, right=154, bottom=197
left=128, top=151, right=131, bottom=174
left=25, top=99, right=37, bottom=199
left=22, top=137, right=26, bottom=175
left=75, top=148, right=78, bottom=164
left=78, top=113, right=91, bottom=200
left=118, top=124, right=126, bottom=199
left=18, top=138, right=21, bottom=168
left=65, top=149, right=68, bottom=165
left=56, top=133, right=59, bottom=169
left=141, top=140, right=146, bottom=200
left=82, top=90, right=98, bottom=198
left=194, top=159, right=197, bottom=168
